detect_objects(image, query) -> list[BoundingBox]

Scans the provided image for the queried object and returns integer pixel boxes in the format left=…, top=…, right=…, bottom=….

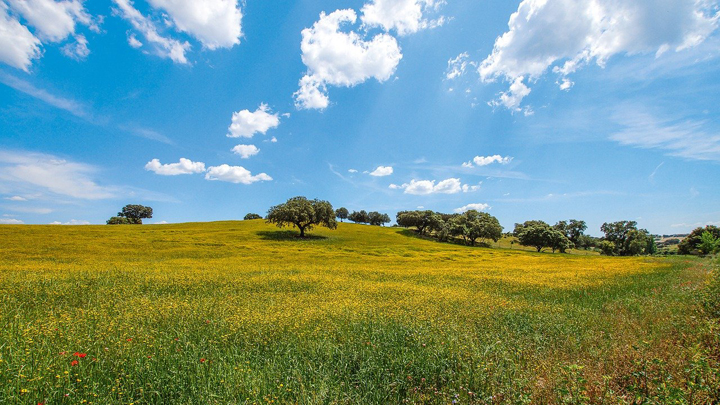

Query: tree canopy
left=368, top=211, right=391, bottom=226
left=244, top=213, right=262, bottom=220
left=514, top=220, right=571, bottom=252
left=266, top=196, right=337, bottom=237
left=678, top=226, right=720, bottom=255
left=107, top=204, right=153, bottom=225
left=335, top=207, right=349, bottom=222
left=447, top=210, right=503, bottom=246
left=396, top=210, right=443, bottom=235
left=600, top=221, right=655, bottom=256
left=348, top=210, right=370, bottom=224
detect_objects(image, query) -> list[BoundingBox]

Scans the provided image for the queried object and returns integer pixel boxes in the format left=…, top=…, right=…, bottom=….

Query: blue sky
left=1, top=0, right=719, bottom=235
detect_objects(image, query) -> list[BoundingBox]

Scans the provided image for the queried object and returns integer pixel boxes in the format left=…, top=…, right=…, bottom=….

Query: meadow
left=0, top=220, right=718, bottom=404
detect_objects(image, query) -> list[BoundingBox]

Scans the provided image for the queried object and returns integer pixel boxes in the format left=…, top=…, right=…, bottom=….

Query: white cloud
left=205, top=164, right=272, bottom=184
left=145, top=158, right=206, bottom=175
left=113, top=0, right=191, bottom=64
left=0, top=4, right=42, bottom=71
left=488, top=76, right=531, bottom=113
left=391, top=178, right=459, bottom=195
left=227, top=104, right=280, bottom=138
left=294, top=9, right=402, bottom=110
left=479, top=0, right=719, bottom=110
left=360, top=0, right=445, bottom=36
left=4, top=196, right=27, bottom=201
left=610, top=108, right=720, bottom=162
left=454, top=203, right=490, bottom=213
left=50, top=219, right=90, bottom=225
left=0, top=72, right=87, bottom=117
left=0, top=218, right=24, bottom=224
left=445, top=52, right=470, bottom=80
left=61, top=34, right=89, bottom=60
left=128, top=33, right=143, bottom=48
left=463, top=155, right=513, bottom=168
left=0, top=150, right=117, bottom=199
left=348, top=168, right=358, bottom=173
left=6, top=0, right=93, bottom=42
left=147, top=0, right=242, bottom=50
left=270, top=136, right=277, bottom=143
left=369, top=165, right=393, bottom=176
left=231, top=144, right=259, bottom=159
left=461, top=183, right=481, bottom=193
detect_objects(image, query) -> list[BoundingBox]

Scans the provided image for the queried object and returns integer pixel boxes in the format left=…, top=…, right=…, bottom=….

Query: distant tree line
left=342, top=209, right=391, bottom=226
left=105, top=197, right=704, bottom=259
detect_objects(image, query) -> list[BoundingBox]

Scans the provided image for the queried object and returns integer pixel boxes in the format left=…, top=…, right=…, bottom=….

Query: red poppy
left=200, top=358, right=206, bottom=363
left=126, top=338, right=132, bottom=342
left=73, top=352, right=87, bottom=358
left=70, top=360, right=79, bottom=366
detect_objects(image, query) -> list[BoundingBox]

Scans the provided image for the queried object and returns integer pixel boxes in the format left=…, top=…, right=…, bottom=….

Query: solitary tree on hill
left=244, top=213, right=262, bottom=220
left=107, top=204, right=153, bottom=225
left=266, top=196, right=337, bottom=238
left=335, top=207, right=349, bottom=222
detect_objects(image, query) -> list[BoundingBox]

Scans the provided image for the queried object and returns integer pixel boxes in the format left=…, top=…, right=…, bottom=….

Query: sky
left=1, top=0, right=719, bottom=236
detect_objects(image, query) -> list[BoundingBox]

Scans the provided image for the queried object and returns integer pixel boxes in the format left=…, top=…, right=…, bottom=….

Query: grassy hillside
left=0, top=221, right=717, bottom=404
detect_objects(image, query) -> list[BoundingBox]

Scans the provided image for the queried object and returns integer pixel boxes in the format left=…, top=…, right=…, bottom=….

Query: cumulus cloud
left=0, top=0, right=97, bottom=70
left=6, top=0, right=93, bottom=42
left=4, top=195, right=27, bottom=201
left=294, top=9, right=402, bottom=110
left=0, top=218, right=24, bottom=224
left=227, top=104, right=280, bottom=138
left=147, top=0, right=242, bottom=50
left=390, top=178, right=458, bottom=194
left=0, top=4, right=42, bottom=71
left=231, top=144, right=259, bottom=159
left=479, top=0, right=719, bottom=110
left=0, top=150, right=117, bottom=200
left=348, top=169, right=358, bottom=173
left=144, top=158, right=206, bottom=175
left=205, top=165, right=272, bottom=184
left=463, top=155, right=513, bottom=168
left=112, top=0, right=191, bottom=64
left=360, top=0, right=445, bottom=36
left=369, top=165, right=393, bottom=176
left=454, top=203, right=490, bottom=213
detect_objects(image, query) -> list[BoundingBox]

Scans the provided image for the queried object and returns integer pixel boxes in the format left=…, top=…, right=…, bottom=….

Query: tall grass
left=0, top=221, right=717, bottom=404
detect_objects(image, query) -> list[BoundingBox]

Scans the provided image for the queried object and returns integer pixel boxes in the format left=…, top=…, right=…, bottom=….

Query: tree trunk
left=297, top=223, right=306, bottom=238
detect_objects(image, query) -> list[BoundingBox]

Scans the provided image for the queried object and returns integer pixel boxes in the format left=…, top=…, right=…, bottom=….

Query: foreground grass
left=0, top=221, right=717, bottom=404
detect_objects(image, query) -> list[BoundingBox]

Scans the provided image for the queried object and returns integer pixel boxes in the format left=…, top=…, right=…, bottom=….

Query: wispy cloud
left=611, top=108, right=720, bottom=162
left=0, top=72, right=88, bottom=118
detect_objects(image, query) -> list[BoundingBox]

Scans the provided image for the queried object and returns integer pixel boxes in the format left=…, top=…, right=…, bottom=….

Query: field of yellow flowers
left=1, top=220, right=718, bottom=404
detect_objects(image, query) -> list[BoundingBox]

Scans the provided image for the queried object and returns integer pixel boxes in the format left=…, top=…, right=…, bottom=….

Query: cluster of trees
left=396, top=210, right=503, bottom=247
left=348, top=210, right=391, bottom=226
left=678, top=226, right=720, bottom=255
left=244, top=213, right=262, bottom=220
left=598, top=221, right=656, bottom=256
left=107, top=204, right=153, bottom=225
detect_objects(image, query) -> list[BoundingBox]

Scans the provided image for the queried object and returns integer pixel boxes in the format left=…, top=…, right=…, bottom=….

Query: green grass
left=0, top=221, right=718, bottom=404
